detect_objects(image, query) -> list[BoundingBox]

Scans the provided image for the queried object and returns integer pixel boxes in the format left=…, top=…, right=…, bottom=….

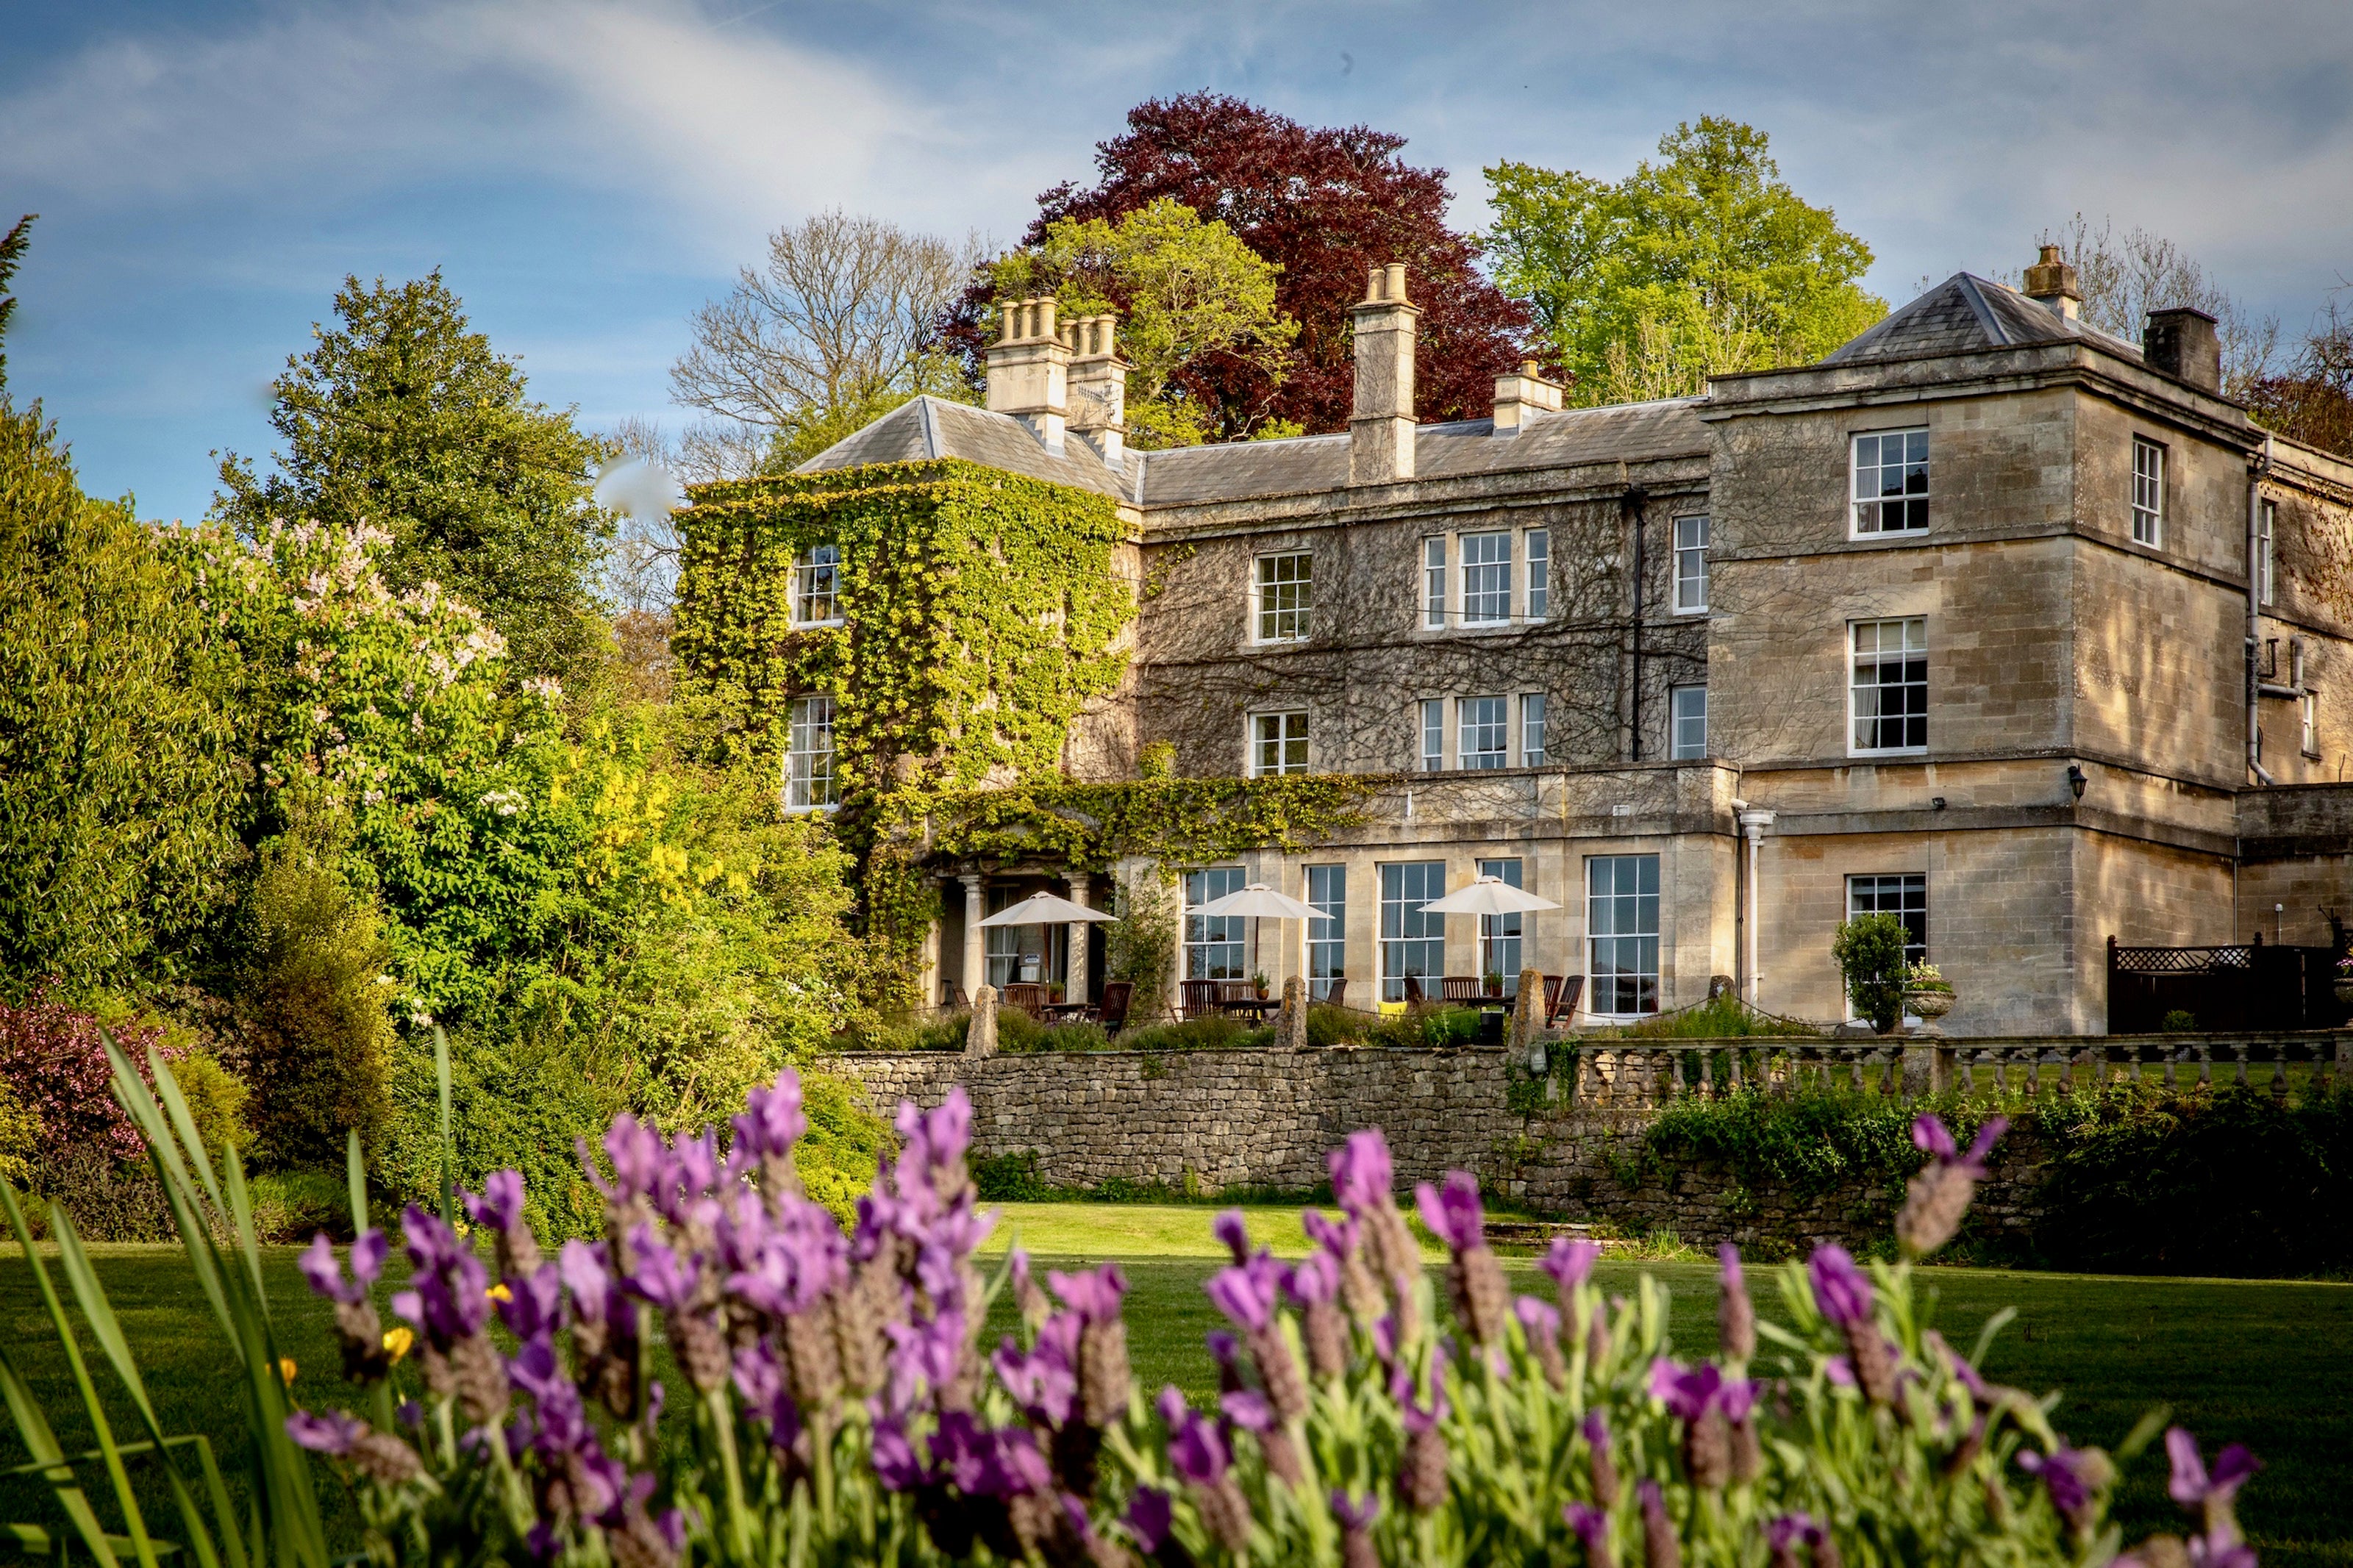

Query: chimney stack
left=2143, top=307, right=2222, bottom=393
left=1063, top=313, right=1127, bottom=467
left=2023, top=244, right=2082, bottom=321
left=985, top=297, right=1071, bottom=453
left=1349, top=262, right=1420, bottom=484
left=1492, top=359, right=1563, bottom=436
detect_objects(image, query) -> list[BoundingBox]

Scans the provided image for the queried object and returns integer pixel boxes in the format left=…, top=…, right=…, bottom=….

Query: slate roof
left=798, top=393, right=1711, bottom=511
left=1820, top=273, right=2143, bottom=367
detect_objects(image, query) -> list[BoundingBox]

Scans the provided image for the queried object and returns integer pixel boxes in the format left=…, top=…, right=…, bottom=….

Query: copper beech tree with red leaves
left=946, top=93, right=1532, bottom=439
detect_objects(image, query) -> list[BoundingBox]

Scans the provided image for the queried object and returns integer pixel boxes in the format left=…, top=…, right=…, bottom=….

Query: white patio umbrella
left=976, top=891, right=1115, bottom=927
left=1417, top=876, right=1561, bottom=917
left=1192, top=883, right=1323, bottom=992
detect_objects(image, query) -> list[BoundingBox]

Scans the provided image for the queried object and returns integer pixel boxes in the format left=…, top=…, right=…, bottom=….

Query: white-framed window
left=1477, top=856, right=1524, bottom=994
left=1422, top=537, right=1448, bottom=629
left=1255, top=552, right=1312, bottom=642
left=1419, top=698, right=1444, bottom=772
left=1521, top=692, right=1548, bottom=767
left=1306, top=865, right=1346, bottom=1000
left=1379, top=861, right=1446, bottom=1003
left=1587, top=853, right=1660, bottom=1017
left=1670, top=685, right=1707, bottom=759
left=1525, top=529, right=1550, bottom=619
left=785, top=695, right=836, bottom=811
left=2257, top=499, right=2277, bottom=606
left=793, top=543, right=843, bottom=626
left=1850, top=617, right=1928, bottom=755
left=1851, top=429, right=1929, bottom=536
left=1458, top=695, right=1509, bottom=769
left=1251, top=710, right=1308, bottom=776
left=1185, top=866, right=1246, bottom=980
left=2302, top=690, right=2321, bottom=757
left=1461, top=531, right=1513, bottom=625
left=985, top=884, right=1060, bottom=987
left=1846, top=874, right=1927, bottom=966
left=1674, top=515, right=1710, bottom=612
left=2132, top=437, right=2165, bottom=547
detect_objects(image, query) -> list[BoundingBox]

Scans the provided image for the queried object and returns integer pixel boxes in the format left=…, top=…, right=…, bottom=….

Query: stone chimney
left=985, top=297, right=1071, bottom=453
left=1349, top=262, right=1420, bottom=484
left=1492, top=359, right=1563, bottom=435
left=2023, top=244, right=2081, bottom=321
left=1063, top=312, right=1126, bottom=467
left=2144, top=307, right=2222, bottom=393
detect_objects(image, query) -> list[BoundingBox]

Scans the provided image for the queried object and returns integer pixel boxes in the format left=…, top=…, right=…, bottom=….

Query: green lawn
left=4, top=1210, right=2347, bottom=1567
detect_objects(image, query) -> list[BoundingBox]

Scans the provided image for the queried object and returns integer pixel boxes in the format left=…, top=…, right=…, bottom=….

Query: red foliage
left=946, top=93, right=1531, bottom=436
left=0, top=987, right=165, bottom=1165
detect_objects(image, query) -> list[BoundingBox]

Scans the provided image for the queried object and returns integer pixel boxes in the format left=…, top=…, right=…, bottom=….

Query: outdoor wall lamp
left=2067, top=763, right=2088, bottom=801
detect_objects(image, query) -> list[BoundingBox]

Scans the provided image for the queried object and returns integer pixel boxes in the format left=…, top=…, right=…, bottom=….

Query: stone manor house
left=785, top=248, right=2353, bottom=1036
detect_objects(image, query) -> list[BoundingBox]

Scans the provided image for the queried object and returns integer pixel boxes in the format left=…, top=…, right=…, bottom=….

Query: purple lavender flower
left=618, top=1224, right=699, bottom=1312
left=1328, top=1129, right=1394, bottom=1217
left=992, top=1320, right=1079, bottom=1428
left=588, top=1115, right=664, bottom=1204
left=1542, top=1236, right=1600, bottom=1294
left=1718, top=1244, right=1757, bottom=1361
left=1213, top=1209, right=1252, bottom=1262
left=1638, top=1479, right=1680, bottom=1568
left=733, top=1070, right=808, bottom=1157
left=1167, top=1403, right=1231, bottom=1486
left=1204, top=1261, right=1277, bottom=1333
left=1332, top=1489, right=1379, bottom=1529
left=871, top=1420, right=928, bottom=1492
left=1286, top=1250, right=1339, bottom=1306
left=299, top=1230, right=385, bottom=1304
left=1807, top=1245, right=1873, bottom=1327
left=1582, top=1411, right=1621, bottom=1506
left=1124, top=1487, right=1173, bottom=1552
left=1566, top=1502, right=1616, bottom=1568
left=1302, top=1208, right=1357, bottom=1259
left=1518, top=1295, right=1567, bottom=1387
left=1221, top=1389, right=1275, bottom=1432
left=1899, top=1114, right=2009, bottom=1256
left=2018, top=1447, right=2108, bottom=1532
left=1049, top=1263, right=1126, bottom=1322
left=390, top=1207, right=488, bottom=1345
left=1415, top=1170, right=1485, bottom=1253
left=463, top=1169, right=528, bottom=1234
left=497, top=1264, right=564, bottom=1343
left=285, top=1408, right=368, bottom=1454
left=1649, top=1357, right=1726, bottom=1420
left=2168, top=1428, right=2261, bottom=1511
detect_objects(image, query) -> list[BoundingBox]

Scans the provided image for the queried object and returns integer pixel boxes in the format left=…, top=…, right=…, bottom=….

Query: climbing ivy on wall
left=675, top=459, right=1392, bottom=1009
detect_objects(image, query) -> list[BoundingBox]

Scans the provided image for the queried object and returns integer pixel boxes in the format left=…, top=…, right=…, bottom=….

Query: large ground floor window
left=1846, top=873, right=1927, bottom=964
left=1478, top=856, right=1522, bottom=993
left=1307, top=864, right=1346, bottom=1000
left=1380, top=862, right=1446, bottom=1002
left=1185, top=866, right=1247, bottom=979
left=1588, top=853, right=1660, bottom=1016
left=985, top=884, right=1062, bottom=987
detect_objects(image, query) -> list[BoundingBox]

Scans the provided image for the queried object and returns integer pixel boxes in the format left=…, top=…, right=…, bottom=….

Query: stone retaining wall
left=831, top=1042, right=2060, bottom=1255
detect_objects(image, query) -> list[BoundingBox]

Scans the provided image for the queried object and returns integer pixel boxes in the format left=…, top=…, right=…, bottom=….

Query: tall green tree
left=0, top=401, right=244, bottom=995
left=1486, top=118, right=1885, bottom=404
left=0, top=214, right=34, bottom=393
left=215, top=272, right=613, bottom=685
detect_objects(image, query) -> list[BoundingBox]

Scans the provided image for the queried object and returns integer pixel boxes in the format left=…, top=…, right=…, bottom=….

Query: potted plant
left=1832, top=913, right=1910, bottom=1033
left=2336, top=955, right=2353, bottom=1004
left=1904, top=959, right=1956, bottom=1020
left=1251, top=970, right=1270, bottom=999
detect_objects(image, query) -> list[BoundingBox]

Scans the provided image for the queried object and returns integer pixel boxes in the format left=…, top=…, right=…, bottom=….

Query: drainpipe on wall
left=1623, top=484, right=1649, bottom=761
left=1737, top=807, right=1777, bottom=1007
left=2249, top=435, right=2276, bottom=784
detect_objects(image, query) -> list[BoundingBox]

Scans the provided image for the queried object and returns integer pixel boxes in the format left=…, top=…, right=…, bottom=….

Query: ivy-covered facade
left=679, top=260, right=2353, bottom=1035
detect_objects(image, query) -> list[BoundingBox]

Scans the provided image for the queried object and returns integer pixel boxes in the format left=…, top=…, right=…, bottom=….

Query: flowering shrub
left=273, top=1074, right=2255, bottom=1568
left=0, top=987, right=166, bottom=1164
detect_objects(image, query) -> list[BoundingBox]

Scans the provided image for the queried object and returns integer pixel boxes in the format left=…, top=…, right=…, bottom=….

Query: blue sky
left=7, top=0, right=2351, bottom=524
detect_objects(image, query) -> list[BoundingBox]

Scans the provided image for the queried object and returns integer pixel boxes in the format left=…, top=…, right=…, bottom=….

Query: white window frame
left=1254, top=551, right=1313, bottom=643
left=1850, top=429, right=1930, bottom=537
left=1586, top=853, right=1661, bottom=1018
left=1477, top=856, right=1524, bottom=993
left=1849, top=617, right=1928, bottom=757
left=2132, top=437, right=2165, bottom=548
left=1457, top=695, right=1509, bottom=770
left=1460, top=531, right=1514, bottom=626
left=1418, top=698, right=1444, bottom=772
left=1524, top=529, right=1550, bottom=619
left=1185, top=866, right=1247, bottom=980
left=2302, top=690, right=2321, bottom=758
left=2257, top=499, right=2277, bottom=606
left=1673, top=515, right=1710, bottom=613
left=785, top=694, right=838, bottom=812
left=1422, top=537, right=1448, bottom=629
left=1670, top=684, right=1707, bottom=759
left=1520, top=692, right=1547, bottom=767
left=792, top=543, right=843, bottom=628
left=1305, top=864, right=1346, bottom=1000
left=1379, top=860, right=1446, bottom=1004
left=1249, top=709, right=1309, bottom=777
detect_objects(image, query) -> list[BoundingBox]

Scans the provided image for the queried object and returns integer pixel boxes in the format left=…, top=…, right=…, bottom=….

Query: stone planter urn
left=1906, top=987, right=1955, bottom=1021
left=2333, top=975, right=2353, bottom=1005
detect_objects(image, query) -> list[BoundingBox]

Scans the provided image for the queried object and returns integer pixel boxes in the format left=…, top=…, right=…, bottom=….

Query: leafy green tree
left=988, top=197, right=1300, bottom=447
left=1486, top=118, right=1885, bottom=403
left=215, top=272, right=613, bottom=685
left=0, top=214, right=34, bottom=393
left=0, top=402, right=243, bottom=995
left=1832, top=912, right=1911, bottom=1034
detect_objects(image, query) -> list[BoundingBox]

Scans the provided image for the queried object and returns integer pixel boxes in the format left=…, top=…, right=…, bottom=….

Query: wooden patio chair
left=1441, top=975, right=1486, bottom=1003
left=945, top=986, right=970, bottom=1012
left=1179, top=978, right=1222, bottom=1021
left=1402, top=975, right=1426, bottom=1006
left=1543, top=974, right=1583, bottom=1028
left=1001, top=982, right=1049, bottom=1020
left=1216, top=981, right=1260, bottom=1013
left=1097, top=981, right=1135, bottom=1035
left=1318, top=978, right=1347, bottom=1010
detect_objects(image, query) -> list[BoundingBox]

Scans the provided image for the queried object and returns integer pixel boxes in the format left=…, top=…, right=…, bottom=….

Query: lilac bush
left=282, top=1089, right=2254, bottom=1568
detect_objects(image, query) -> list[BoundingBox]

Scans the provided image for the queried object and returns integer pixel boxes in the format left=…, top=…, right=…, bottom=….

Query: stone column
left=1509, top=967, right=1543, bottom=1062
left=1278, top=974, right=1309, bottom=1050
left=1065, top=873, right=1091, bottom=1006
left=919, top=881, right=942, bottom=1012
left=960, top=873, right=985, bottom=1006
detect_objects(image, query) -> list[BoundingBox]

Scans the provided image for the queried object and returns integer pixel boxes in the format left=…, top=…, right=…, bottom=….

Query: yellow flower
left=485, top=1282, right=513, bottom=1304
left=277, top=1357, right=298, bottom=1386
left=382, top=1326, right=414, bottom=1364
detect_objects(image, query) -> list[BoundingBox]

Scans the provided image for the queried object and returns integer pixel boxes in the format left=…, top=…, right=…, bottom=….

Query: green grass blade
left=149, top=1053, right=227, bottom=1215
left=179, top=1437, right=251, bottom=1568
left=434, top=1025, right=454, bottom=1225
left=104, top=1035, right=218, bottom=1233
left=0, top=1336, right=125, bottom=1568
left=344, top=1132, right=367, bottom=1238
left=51, top=1217, right=226, bottom=1568
left=220, top=1149, right=268, bottom=1323
left=0, top=1187, right=162, bottom=1568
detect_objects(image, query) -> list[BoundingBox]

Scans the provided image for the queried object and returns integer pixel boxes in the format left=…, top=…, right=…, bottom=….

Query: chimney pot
left=2023, top=244, right=2082, bottom=321
left=1492, top=360, right=1564, bottom=436
left=1066, top=313, right=1127, bottom=468
left=2143, top=307, right=2222, bottom=393
left=985, top=293, right=1071, bottom=453
left=1349, top=262, right=1420, bottom=482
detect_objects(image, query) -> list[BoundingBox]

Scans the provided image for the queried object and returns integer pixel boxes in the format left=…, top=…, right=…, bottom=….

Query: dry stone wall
left=832, top=1044, right=2052, bottom=1256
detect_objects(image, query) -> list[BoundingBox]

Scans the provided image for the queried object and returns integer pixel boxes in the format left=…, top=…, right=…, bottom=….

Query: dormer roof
left=1820, top=273, right=2144, bottom=367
